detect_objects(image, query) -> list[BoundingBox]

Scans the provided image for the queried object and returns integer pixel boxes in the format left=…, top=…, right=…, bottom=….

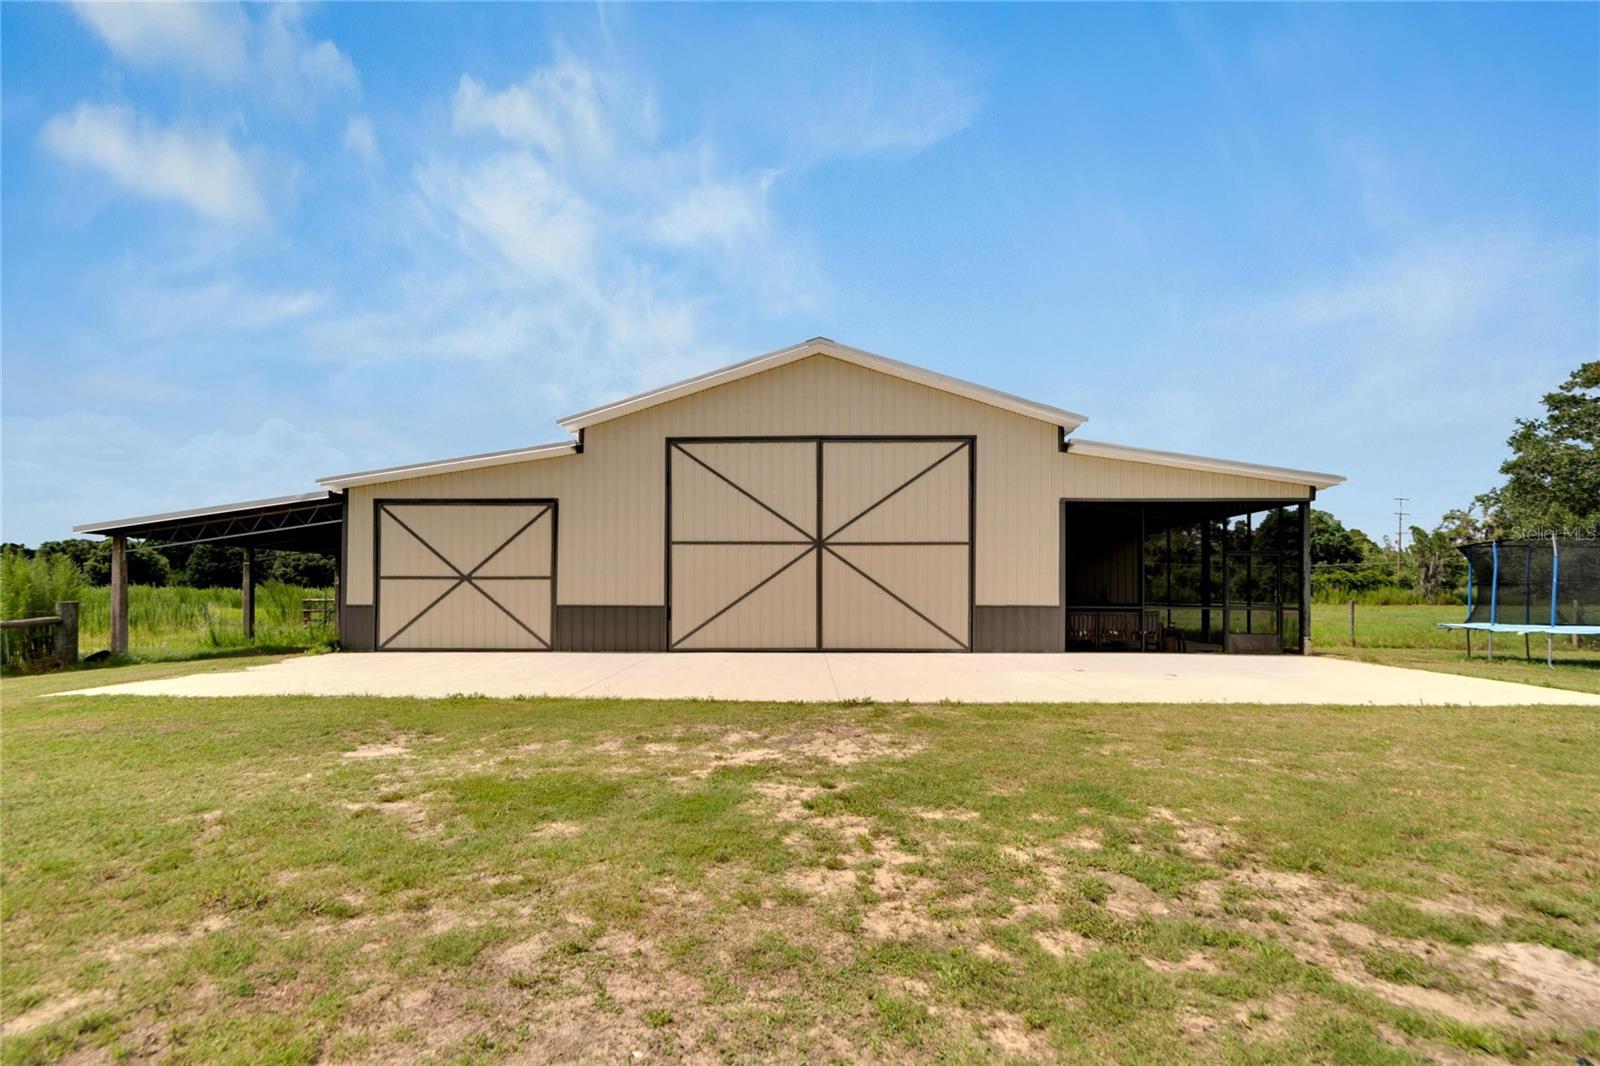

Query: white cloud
left=327, top=51, right=817, bottom=392
left=72, top=1, right=357, bottom=112
left=256, top=4, right=359, bottom=112
left=40, top=103, right=266, bottom=224
left=343, top=115, right=381, bottom=169
left=777, top=34, right=981, bottom=161
left=452, top=56, right=614, bottom=162
left=651, top=173, right=774, bottom=250
left=71, top=2, right=249, bottom=82
left=418, top=152, right=596, bottom=286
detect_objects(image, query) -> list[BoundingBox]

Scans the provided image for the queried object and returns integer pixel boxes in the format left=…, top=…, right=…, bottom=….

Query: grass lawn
left=3, top=666, right=1598, bottom=1063
left=1310, top=603, right=1600, bottom=696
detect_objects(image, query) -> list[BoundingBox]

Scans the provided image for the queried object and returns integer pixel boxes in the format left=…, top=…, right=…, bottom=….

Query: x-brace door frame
left=373, top=497, right=558, bottom=652
left=665, top=435, right=976, bottom=652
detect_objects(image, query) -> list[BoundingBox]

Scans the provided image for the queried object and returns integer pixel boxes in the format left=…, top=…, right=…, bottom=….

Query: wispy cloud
left=300, top=49, right=820, bottom=398
left=343, top=114, right=382, bottom=169
left=452, top=57, right=617, bottom=163
left=72, top=1, right=357, bottom=113
left=71, top=2, right=249, bottom=83
left=39, top=103, right=266, bottom=224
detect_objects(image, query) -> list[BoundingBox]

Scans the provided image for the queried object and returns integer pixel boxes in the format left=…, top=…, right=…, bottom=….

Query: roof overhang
left=317, top=440, right=578, bottom=490
left=73, top=491, right=344, bottom=551
left=1064, top=438, right=1345, bottom=491
left=557, top=337, right=1090, bottom=434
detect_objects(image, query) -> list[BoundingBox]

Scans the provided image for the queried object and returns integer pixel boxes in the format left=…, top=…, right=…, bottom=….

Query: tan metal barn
left=78, top=338, right=1344, bottom=655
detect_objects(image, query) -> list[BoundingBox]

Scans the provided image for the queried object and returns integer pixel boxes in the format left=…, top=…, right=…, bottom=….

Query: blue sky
left=3, top=2, right=1595, bottom=548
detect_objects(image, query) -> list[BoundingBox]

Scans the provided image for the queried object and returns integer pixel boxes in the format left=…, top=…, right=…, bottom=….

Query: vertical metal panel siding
left=344, top=355, right=1312, bottom=609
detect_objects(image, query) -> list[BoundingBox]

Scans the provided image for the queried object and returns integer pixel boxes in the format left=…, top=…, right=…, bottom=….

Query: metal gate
left=667, top=437, right=972, bottom=650
left=374, top=499, right=555, bottom=650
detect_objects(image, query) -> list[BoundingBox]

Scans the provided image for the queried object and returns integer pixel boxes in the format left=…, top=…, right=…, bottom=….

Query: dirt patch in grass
left=342, top=738, right=413, bottom=759
left=1468, top=941, right=1600, bottom=1028
left=1, top=993, right=99, bottom=1039
left=1148, top=805, right=1243, bottom=861
left=1034, top=928, right=1094, bottom=958
left=342, top=793, right=439, bottom=837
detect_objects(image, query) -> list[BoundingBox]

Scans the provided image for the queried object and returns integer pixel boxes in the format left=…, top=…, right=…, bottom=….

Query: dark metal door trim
left=373, top=498, right=558, bottom=652
left=665, top=436, right=976, bottom=652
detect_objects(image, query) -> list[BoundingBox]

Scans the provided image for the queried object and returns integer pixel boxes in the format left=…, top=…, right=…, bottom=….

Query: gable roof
left=556, top=337, right=1090, bottom=433
left=312, top=338, right=1342, bottom=492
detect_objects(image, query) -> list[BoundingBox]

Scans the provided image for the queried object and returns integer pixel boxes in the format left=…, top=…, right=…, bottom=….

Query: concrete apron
left=54, top=652, right=1600, bottom=706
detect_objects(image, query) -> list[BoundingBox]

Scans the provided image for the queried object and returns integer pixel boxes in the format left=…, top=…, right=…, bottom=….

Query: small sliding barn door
left=375, top=500, right=555, bottom=650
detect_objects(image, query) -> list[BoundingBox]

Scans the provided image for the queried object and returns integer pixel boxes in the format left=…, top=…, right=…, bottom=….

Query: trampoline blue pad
left=1438, top=622, right=1600, bottom=635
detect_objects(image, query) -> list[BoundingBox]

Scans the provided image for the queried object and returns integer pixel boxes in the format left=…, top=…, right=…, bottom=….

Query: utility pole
left=1393, top=497, right=1409, bottom=580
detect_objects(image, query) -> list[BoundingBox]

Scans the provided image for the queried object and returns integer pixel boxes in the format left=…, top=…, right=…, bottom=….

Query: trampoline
left=1438, top=536, right=1600, bottom=665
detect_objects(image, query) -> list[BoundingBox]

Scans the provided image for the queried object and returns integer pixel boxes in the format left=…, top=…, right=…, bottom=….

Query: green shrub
left=1, top=549, right=86, bottom=669
left=1, top=548, right=84, bottom=620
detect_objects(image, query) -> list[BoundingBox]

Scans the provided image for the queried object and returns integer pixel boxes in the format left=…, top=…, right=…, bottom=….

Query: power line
left=1394, top=497, right=1409, bottom=579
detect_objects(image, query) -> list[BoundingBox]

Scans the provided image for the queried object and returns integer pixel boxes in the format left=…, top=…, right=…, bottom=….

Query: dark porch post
left=109, top=534, right=129, bottom=655
left=242, top=547, right=256, bottom=640
left=1299, top=502, right=1311, bottom=654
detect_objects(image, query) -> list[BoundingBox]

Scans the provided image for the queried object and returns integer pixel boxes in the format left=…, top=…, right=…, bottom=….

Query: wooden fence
left=0, top=601, right=80, bottom=669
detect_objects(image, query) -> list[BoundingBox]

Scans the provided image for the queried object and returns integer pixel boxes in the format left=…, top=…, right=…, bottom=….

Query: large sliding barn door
left=375, top=499, right=555, bottom=650
left=668, top=438, right=971, bottom=650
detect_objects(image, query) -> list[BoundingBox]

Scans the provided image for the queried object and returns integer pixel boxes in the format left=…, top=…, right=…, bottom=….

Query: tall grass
left=1, top=550, right=89, bottom=669
left=1310, top=587, right=1465, bottom=606
left=1, top=549, right=85, bottom=620
left=75, top=582, right=336, bottom=659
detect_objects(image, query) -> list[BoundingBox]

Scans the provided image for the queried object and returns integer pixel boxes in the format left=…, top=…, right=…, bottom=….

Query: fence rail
left=0, top=600, right=80, bottom=669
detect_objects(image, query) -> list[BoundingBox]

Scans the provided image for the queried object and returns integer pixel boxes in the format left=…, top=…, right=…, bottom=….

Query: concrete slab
left=54, top=652, right=1600, bottom=705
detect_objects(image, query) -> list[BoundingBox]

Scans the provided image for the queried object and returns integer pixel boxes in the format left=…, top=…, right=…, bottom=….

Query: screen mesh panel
left=1460, top=538, right=1599, bottom=627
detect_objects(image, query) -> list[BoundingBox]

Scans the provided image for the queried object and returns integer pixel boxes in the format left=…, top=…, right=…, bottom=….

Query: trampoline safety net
left=1460, top=538, right=1599, bottom=627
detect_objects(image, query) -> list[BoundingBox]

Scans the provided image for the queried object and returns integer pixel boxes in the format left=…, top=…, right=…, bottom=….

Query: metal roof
left=303, top=339, right=1342, bottom=493
left=557, top=337, right=1092, bottom=433
left=73, top=491, right=344, bottom=550
left=74, top=491, right=335, bottom=535
left=1064, top=438, right=1345, bottom=490
left=317, top=440, right=579, bottom=490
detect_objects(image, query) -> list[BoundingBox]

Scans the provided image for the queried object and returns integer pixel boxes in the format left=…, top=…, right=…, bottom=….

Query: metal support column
left=1299, top=503, right=1311, bottom=654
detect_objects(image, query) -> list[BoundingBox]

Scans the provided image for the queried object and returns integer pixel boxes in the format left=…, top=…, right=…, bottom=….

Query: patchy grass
left=3, top=666, right=1598, bottom=1062
left=1311, top=603, right=1600, bottom=695
left=1315, top=646, right=1600, bottom=696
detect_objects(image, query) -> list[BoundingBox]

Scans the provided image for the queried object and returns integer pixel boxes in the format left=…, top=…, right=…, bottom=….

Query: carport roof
left=73, top=491, right=344, bottom=552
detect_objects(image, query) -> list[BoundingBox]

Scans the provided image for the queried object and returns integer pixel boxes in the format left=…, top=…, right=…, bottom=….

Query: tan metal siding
left=344, top=354, right=1312, bottom=610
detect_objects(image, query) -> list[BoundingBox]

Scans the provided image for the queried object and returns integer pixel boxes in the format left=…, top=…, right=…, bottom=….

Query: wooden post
left=1348, top=600, right=1356, bottom=647
left=242, top=547, right=256, bottom=640
left=109, top=534, right=128, bottom=655
left=53, top=601, right=79, bottom=666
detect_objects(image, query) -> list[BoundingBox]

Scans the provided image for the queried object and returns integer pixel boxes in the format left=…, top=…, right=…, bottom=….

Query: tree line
left=0, top=540, right=336, bottom=590
left=1311, top=361, right=1597, bottom=602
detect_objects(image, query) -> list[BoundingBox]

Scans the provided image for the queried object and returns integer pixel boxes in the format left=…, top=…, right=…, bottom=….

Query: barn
left=77, top=338, right=1343, bottom=655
